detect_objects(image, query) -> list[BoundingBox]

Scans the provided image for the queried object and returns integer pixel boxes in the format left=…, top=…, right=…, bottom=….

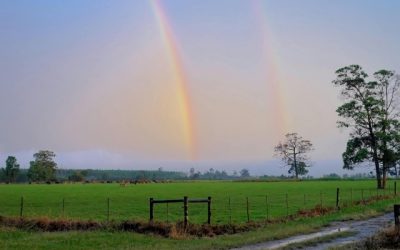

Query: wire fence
left=0, top=185, right=398, bottom=225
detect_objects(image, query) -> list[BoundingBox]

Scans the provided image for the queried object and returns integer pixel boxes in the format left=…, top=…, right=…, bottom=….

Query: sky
left=1, top=0, right=400, bottom=176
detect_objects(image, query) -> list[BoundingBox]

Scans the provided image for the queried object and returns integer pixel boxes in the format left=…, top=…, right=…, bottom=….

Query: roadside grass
left=332, top=225, right=400, bottom=250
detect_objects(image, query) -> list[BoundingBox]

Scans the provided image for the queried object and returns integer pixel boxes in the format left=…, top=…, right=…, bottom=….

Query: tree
left=189, top=167, right=195, bottom=179
left=1, top=156, right=20, bottom=183
left=274, top=133, right=314, bottom=179
left=28, top=150, right=57, bottom=182
left=68, top=171, right=85, bottom=182
left=332, top=65, right=400, bottom=188
left=239, top=168, right=250, bottom=178
left=288, top=161, right=309, bottom=176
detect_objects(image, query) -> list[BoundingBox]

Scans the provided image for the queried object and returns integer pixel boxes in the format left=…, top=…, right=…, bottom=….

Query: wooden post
left=246, top=197, right=250, bottom=222
left=394, top=204, right=400, bottom=231
left=107, top=198, right=110, bottom=222
left=62, top=198, right=65, bottom=217
left=286, top=193, right=289, bottom=217
left=266, top=195, right=269, bottom=221
left=361, top=189, right=364, bottom=204
left=350, top=188, right=353, bottom=205
left=336, top=188, right=340, bottom=210
left=166, top=202, right=169, bottom=223
left=183, top=196, right=188, bottom=227
left=149, top=198, right=154, bottom=222
left=320, top=191, right=323, bottom=207
left=20, top=196, right=24, bottom=217
left=207, top=196, right=211, bottom=224
left=228, top=197, right=232, bottom=224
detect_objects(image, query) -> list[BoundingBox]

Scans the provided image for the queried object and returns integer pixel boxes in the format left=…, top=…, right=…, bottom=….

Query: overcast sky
left=1, top=0, right=399, bottom=176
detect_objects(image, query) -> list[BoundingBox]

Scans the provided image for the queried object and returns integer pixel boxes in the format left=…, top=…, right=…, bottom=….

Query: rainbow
left=251, top=0, right=290, bottom=135
left=150, top=0, right=197, bottom=160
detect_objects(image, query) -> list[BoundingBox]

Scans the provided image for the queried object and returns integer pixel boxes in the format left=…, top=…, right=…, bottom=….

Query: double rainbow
left=150, top=0, right=290, bottom=159
left=150, top=0, right=197, bottom=160
left=252, top=0, right=290, bottom=135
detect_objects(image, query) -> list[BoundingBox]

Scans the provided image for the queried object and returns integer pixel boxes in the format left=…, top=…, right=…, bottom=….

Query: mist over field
left=0, top=150, right=371, bottom=177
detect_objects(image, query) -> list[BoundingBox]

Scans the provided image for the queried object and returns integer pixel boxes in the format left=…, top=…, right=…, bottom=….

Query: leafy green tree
left=333, top=65, right=400, bottom=188
left=274, top=133, right=314, bottom=179
left=68, top=171, right=85, bottom=182
left=1, top=156, right=20, bottom=183
left=28, top=150, right=57, bottom=182
left=288, top=161, right=308, bottom=177
left=239, top=168, right=250, bottom=178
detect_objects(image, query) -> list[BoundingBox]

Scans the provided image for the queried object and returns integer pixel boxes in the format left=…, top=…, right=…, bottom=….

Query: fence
left=1, top=184, right=398, bottom=225
left=150, top=196, right=211, bottom=226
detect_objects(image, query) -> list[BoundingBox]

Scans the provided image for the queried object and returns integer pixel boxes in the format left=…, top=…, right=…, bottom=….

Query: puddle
left=232, top=213, right=393, bottom=250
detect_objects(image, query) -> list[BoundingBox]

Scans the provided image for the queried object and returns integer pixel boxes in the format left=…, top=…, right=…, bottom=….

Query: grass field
left=0, top=180, right=397, bottom=224
left=0, top=179, right=398, bottom=249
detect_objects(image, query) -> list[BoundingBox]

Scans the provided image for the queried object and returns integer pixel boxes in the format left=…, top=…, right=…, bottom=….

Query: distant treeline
left=2, top=151, right=392, bottom=183
left=0, top=168, right=186, bottom=183
left=1, top=168, right=390, bottom=183
left=57, top=169, right=187, bottom=181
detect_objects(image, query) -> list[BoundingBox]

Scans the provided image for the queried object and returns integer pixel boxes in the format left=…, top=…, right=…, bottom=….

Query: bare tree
left=274, top=133, right=314, bottom=179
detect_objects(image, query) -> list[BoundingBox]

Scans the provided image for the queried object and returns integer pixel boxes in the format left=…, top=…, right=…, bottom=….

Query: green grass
left=0, top=199, right=395, bottom=250
left=0, top=180, right=396, bottom=224
left=0, top=180, right=398, bottom=249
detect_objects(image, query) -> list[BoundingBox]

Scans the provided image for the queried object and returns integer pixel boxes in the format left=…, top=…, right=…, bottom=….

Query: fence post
left=286, top=193, right=289, bottom=218
left=207, top=196, right=211, bottom=224
left=107, top=198, right=110, bottom=222
left=266, top=195, right=269, bottom=221
left=336, top=188, right=340, bottom=210
left=350, top=188, right=353, bottom=205
left=20, top=196, right=24, bottom=217
left=320, top=192, right=323, bottom=207
left=394, top=204, right=400, bottom=232
left=62, top=198, right=65, bottom=217
left=228, top=197, right=232, bottom=224
left=183, top=196, right=188, bottom=227
left=362, top=189, right=364, bottom=204
left=246, top=197, right=250, bottom=222
left=149, top=198, right=154, bottom=222
left=166, top=202, right=169, bottom=223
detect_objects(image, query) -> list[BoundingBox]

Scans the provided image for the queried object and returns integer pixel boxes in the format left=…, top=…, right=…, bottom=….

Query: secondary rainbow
left=150, top=0, right=197, bottom=160
left=251, top=0, right=290, bottom=135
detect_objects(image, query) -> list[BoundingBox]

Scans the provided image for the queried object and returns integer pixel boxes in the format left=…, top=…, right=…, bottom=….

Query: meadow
left=0, top=180, right=396, bottom=224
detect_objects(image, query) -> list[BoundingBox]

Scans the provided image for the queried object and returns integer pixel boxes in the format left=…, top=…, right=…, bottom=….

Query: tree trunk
left=294, top=151, right=298, bottom=179
left=381, top=122, right=388, bottom=189
left=382, top=162, right=387, bottom=189
left=368, top=122, right=382, bottom=189
left=374, top=158, right=382, bottom=189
